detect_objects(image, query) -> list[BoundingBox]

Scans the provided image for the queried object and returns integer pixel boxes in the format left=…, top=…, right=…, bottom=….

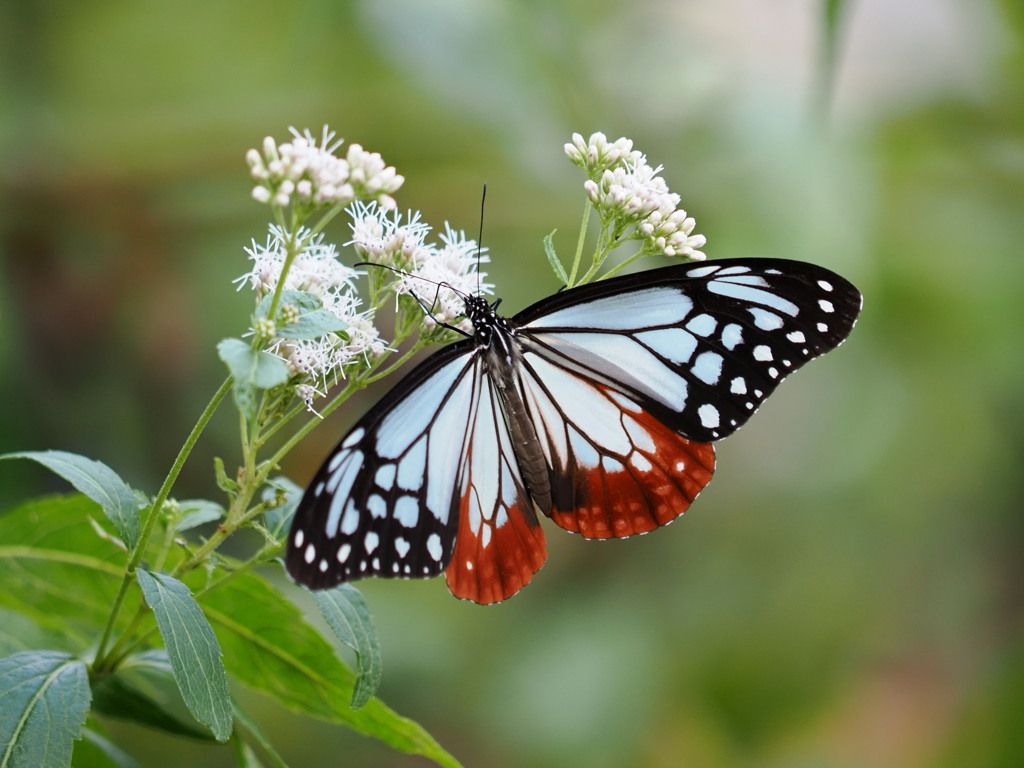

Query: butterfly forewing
left=286, top=343, right=479, bottom=588
left=515, top=258, right=861, bottom=443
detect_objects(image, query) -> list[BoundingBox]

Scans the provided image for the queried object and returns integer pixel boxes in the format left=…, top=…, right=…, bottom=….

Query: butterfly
left=285, top=258, right=862, bottom=604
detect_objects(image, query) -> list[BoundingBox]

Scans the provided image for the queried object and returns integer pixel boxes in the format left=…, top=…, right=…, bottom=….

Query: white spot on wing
left=367, top=494, right=386, bottom=519
left=818, top=280, right=834, bottom=291
left=294, top=529, right=304, bottom=548
left=819, top=299, right=835, bottom=313
left=375, top=464, right=396, bottom=490
left=686, top=265, right=719, bottom=278
left=786, top=331, right=806, bottom=344
left=427, top=533, right=443, bottom=561
left=630, top=453, right=653, bottom=472
left=337, top=543, right=351, bottom=562
left=395, top=537, right=411, bottom=558
left=685, top=313, right=717, bottom=337
left=698, top=404, right=720, bottom=429
left=304, top=543, right=316, bottom=564
left=395, top=495, right=419, bottom=527
left=749, top=307, right=784, bottom=330
left=341, top=427, right=365, bottom=450
left=754, top=345, right=773, bottom=361
left=721, top=324, right=743, bottom=350
left=692, top=351, right=723, bottom=385
left=364, top=531, right=379, bottom=553
left=636, top=328, right=698, bottom=364
left=339, top=504, right=360, bottom=535
left=730, top=377, right=747, bottom=395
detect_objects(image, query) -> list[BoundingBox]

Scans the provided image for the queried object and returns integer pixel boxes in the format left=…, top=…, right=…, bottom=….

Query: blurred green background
left=2, top=0, right=1022, bottom=766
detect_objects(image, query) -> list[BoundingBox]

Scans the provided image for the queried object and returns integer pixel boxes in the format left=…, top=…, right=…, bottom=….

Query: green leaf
left=196, top=570, right=461, bottom=767
left=543, top=231, right=569, bottom=285
left=90, top=672, right=215, bottom=741
left=0, top=495, right=126, bottom=640
left=73, top=727, right=145, bottom=768
left=175, top=499, right=226, bottom=532
left=255, top=290, right=348, bottom=340
left=0, top=451, right=140, bottom=549
left=0, top=650, right=91, bottom=768
left=313, top=585, right=382, bottom=708
left=217, top=338, right=289, bottom=420
left=135, top=570, right=233, bottom=742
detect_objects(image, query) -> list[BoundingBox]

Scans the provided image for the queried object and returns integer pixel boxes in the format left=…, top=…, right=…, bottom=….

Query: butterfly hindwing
left=517, top=351, right=716, bottom=538
left=286, top=342, right=479, bottom=588
left=445, top=373, right=548, bottom=603
left=516, top=258, right=862, bottom=443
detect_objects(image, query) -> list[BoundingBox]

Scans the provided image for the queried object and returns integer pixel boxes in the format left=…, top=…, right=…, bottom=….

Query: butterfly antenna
left=476, top=183, right=487, bottom=297
left=354, top=261, right=473, bottom=338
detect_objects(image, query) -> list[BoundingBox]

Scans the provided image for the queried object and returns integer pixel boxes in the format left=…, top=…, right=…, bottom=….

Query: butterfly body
left=286, top=258, right=861, bottom=603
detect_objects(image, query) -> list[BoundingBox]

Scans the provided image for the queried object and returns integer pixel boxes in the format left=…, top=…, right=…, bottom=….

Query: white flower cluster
left=565, top=132, right=707, bottom=261
left=564, top=131, right=644, bottom=177
left=348, top=201, right=491, bottom=330
left=246, top=127, right=404, bottom=210
left=235, top=226, right=387, bottom=409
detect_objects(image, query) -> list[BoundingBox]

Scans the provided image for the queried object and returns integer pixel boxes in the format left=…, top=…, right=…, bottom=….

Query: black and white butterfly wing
left=286, top=343, right=476, bottom=587
left=512, top=258, right=861, bottom=536
left=286, top=340, right=547, bottom=603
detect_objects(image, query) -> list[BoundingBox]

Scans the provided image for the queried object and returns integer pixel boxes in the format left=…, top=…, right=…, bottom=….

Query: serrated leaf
left=175, top=499, right=226, bottom=532
left=195, top=570, right=461, bottom=767
left=91, top=672, right=215, bottom=741
left=313, top=585, right=382, bottom=708
left=543, top=231, right=569, bottom=285
left=255, top=290, right=348, bottom=340
left=0, top=496, right=127, bottom=640
left=0, top=451, right=140, bottom=549
left=135, top=571, right=232, bottom=742
left=0, top=650, right=91, bottom=768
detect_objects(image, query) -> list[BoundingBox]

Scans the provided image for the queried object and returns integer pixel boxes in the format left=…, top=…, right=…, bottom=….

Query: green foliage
left=0, top=486, right=459, bottom=766
left=135, top=570, right=233, bottom=741
left=0, top=451, right=140, bottom=549
left=312, top=584, right=383, bottom=709
left=254, top=291, right=348, bottom=340
left=0, top=651, right=91, bottom=768
left=216, top=339, right=290, bottom=421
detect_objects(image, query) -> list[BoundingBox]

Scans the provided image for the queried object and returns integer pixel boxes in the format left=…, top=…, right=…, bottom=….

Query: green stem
left=567, top=200, right=593, bottom=288
left=94, top=377, right=233, bottom=667
left=596, top=248, right=647, bottom=281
